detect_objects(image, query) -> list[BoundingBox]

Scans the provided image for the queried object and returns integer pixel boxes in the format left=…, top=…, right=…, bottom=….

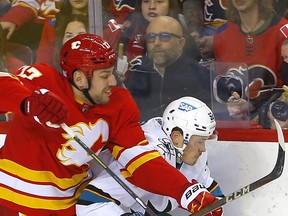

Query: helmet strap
left=82, top=78, right=96, bottom=105
left=69, top=78, right=96, bottom=105
left=174, top=144, right=187, bottom=162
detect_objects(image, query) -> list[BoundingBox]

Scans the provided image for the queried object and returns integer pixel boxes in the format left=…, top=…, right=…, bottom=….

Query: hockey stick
left=60, top=123, right=157, bottom=216
left=190, top=119, right=286, bottom=216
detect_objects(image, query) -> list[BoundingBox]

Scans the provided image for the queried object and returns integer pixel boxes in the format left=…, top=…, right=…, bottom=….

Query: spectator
left=76, top=97, right=224, bottom=215
left=36, top=0, right=88, bottom=66
left=213, top=0, right=288, bottom=122
left=0, top=33, right=221, bottom=216
left=126, top=15, right=212, bottom=122
left=114, top=0, right=181, bottom=79
left=0, top=21, right=27, bottom=74
left=180, top=0, right=219, bottom=62
left=215, top=0, right=287, bottom=86
left=280, top=37, right=288, bottom=85
left=37, top=14, right=88, bottom=71
left=258, top=38, right=288, bottom=129
left=0, top=0, right=62, bottom=39
left=0, top=0, right=64, bottom=61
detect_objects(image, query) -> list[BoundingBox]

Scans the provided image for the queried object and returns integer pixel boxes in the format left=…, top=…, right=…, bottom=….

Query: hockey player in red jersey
left=0, top=33, right=222, bottom=216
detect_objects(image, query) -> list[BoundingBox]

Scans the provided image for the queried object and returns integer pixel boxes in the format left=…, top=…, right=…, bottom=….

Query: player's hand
left=21, top=88, right=68, bottom=127
left=0, top=21, right=17, bottom=39
left=180, top=179, right=223, bottom=216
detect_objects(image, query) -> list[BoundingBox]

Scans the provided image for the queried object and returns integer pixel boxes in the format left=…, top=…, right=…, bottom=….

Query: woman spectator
left=215, top=0, right=288, bottom=87
left=36, top=0, right=88, bottom=66
left=46, top=14, right=88, bottom=71
left=215, top=0, right=288, bottom=123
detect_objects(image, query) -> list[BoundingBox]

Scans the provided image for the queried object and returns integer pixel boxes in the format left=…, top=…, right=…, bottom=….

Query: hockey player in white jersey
left=76, top=96, right=223, bottom=215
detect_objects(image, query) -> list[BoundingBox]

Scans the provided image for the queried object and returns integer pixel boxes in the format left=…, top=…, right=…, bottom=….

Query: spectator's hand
left=116, top=55, right=128, bottom=81
left=121, top=19, right=131, bottom=31
left=21, top=88, right=68, bottom=127
left=180, top=179, right=223, bottom=216
left=198, top=35, right=214, bottom=60
left=227, top=92, right=250, bottom=120
left=0, top=21, right=17, bottom=39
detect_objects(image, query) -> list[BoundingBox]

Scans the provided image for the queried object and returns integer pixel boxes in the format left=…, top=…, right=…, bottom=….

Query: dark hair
left=0, top=24, right=7, bottom=71
left=226, top=0, right=275, bottom=23
left=129, top=0, right=181, bottom=33
left=54, top=14, right=89, bottom=70
left=55, top=14, right=89, bottom=44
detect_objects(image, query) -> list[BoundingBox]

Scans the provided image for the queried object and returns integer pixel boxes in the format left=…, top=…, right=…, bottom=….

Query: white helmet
left=162, top=97, right=216, bottom=153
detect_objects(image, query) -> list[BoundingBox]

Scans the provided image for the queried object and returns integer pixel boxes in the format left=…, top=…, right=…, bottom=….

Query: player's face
left=146, top=20, right=185, bottom=69
left=181, top=135, right=208, bottom=166
left=232, top=0, right=258, bottom=13
left=88, top=66, right=117, bottom=104
left=62, top=21, right=87, bottom=44
left=141, top=0, right=169, bottom=22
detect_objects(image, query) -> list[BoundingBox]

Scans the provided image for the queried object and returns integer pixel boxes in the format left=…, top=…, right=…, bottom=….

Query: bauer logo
left=178, top=102, right=197, bottom=112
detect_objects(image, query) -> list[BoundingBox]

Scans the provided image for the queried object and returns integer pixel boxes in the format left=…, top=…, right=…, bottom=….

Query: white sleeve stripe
left=180, top=183, right=208, bottom=209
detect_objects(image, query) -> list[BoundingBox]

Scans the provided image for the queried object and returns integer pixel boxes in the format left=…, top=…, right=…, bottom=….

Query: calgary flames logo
left=57, top=120, right=109, bottom=166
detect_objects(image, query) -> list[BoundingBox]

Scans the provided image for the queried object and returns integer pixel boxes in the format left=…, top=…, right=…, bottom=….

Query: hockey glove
left=21, top=88, right=68, bottom=127
left=180, top=179, right=222, bottom=216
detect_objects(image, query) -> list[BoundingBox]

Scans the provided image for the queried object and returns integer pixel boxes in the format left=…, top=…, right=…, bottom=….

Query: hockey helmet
left=60, top=33, right=116, bottom=80
left=162, top=97, right=216, bottom=144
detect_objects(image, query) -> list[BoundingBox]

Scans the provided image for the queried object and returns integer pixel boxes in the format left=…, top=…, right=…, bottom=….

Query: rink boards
left=0, top=124, right=287, bottom=216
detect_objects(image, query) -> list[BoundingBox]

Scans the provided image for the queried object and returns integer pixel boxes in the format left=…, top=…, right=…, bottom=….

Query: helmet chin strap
left=70, top=77, right=96, bottom=105
left=82, top=78, right=96, bottom=105
left=174, top=144, right=187, bottom=163
left=82, top=89, right=96, bottom=105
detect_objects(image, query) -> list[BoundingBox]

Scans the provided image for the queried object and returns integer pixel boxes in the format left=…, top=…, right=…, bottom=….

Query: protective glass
left=145, top=32, right=181, bottom=43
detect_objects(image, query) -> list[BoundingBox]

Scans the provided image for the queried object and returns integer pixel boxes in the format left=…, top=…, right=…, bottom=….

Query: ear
left=73, top=70, right=88, bottom=90
left=179, top=36, right=186, bottom=48
left=170, top=130, right=184, bottom=148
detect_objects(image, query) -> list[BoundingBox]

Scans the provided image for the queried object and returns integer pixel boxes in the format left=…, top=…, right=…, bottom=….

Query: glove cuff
left=180, top=183, right=208, bottom=209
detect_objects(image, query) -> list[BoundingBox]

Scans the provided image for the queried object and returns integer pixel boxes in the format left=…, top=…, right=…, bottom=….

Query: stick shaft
left=60, top=123, right=157, bottom=216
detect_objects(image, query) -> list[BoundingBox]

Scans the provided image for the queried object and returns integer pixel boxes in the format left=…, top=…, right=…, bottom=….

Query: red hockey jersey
left=0, top=0, right=62, bottom=27
left=214, top=16, right=288, bottom=87
left=0, top=64, right=192, bottom=215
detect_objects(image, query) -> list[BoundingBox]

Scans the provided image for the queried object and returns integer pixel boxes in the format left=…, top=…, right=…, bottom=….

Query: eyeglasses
left=145, top=32, right=181, bottom=43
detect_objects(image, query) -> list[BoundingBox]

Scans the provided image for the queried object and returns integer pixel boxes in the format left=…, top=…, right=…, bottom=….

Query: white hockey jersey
left=76, top=117, right=217, bottom=215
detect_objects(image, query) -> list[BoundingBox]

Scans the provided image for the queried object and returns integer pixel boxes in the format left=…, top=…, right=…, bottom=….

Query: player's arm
left=0, top=65, right=68, bottom=126
left=0, top=71, right=32, bottom=113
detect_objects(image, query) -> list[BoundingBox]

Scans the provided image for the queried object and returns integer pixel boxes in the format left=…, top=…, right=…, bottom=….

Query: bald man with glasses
left=126, top=15, right=212, bottom=122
